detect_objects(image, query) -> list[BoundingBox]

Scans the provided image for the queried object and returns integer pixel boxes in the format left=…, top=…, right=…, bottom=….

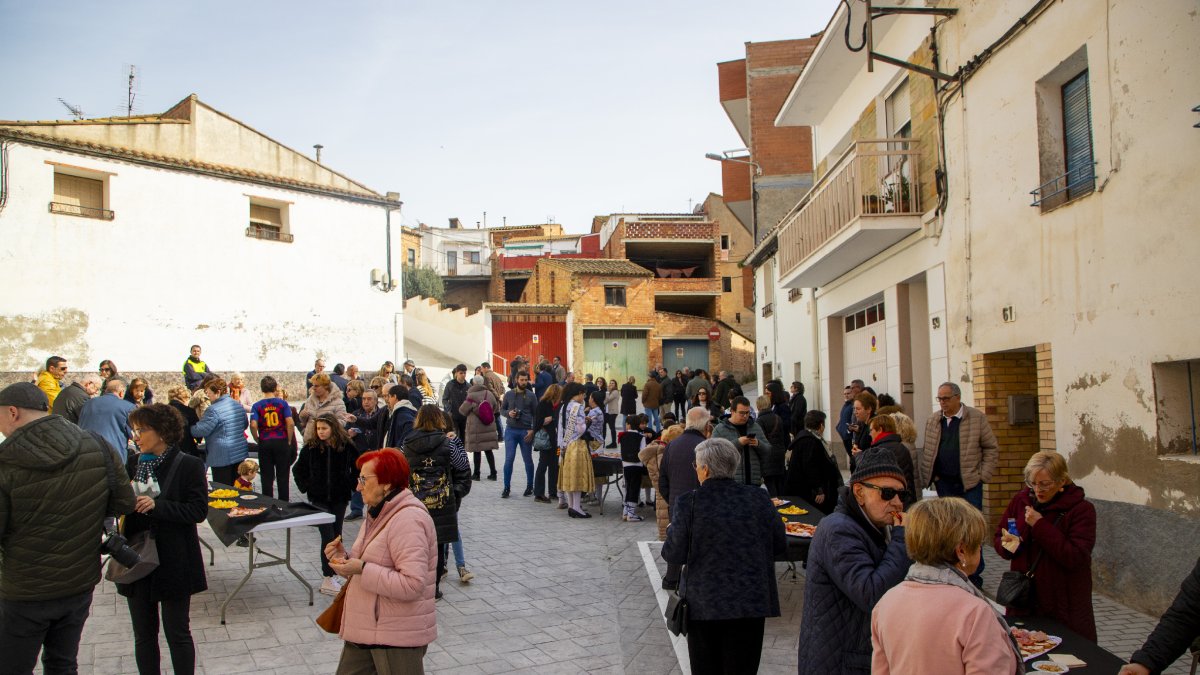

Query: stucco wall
left=0, top=142, right=405, bottom=376
left=402, top=296, right=488, bottom=368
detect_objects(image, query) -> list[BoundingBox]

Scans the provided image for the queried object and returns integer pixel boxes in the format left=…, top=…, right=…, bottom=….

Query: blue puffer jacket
left=191, top=395, right=249, bottom=469
left=661, top=477, right=787, bottom=621
left=796, top=485, right=911, bottom=674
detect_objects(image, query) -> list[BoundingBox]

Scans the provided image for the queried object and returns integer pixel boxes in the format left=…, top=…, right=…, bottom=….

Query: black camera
left=101, top=528, right=142, bottom=568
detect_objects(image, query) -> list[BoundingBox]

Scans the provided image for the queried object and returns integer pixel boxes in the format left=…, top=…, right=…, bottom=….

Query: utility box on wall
left=1008, top=395, right=1037, bottom=425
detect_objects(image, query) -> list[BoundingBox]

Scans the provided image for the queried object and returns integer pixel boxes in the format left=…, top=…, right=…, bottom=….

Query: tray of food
left=1011, top=628, right=1062, bottom=661
left=208, top=489, right=238, bottom=498
left=208, top=499, right=237, bottom=509
left=1030, top=661, right=1068, bottom=673
left=228, top=506, right=266, bottom=517
left=771, top=497, right=790, bottom=507
left=785, top=522, right=817, bottom=538
left=778, top=505, right=808, bottom=515
left=239, top=494, right=258, bottom=500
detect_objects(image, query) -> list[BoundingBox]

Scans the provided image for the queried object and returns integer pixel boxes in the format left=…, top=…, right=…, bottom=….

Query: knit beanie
left=849, top=447, right=908, bottom=487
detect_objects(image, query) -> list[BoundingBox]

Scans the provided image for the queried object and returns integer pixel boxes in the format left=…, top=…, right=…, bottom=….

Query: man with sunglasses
left=918, top=381, right=998, bottom=587
left=797, top=447, right=912, bottom=675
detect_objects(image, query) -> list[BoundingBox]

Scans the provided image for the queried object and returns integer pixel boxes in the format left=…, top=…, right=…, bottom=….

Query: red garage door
left=491, top=321, right=568, bottom=376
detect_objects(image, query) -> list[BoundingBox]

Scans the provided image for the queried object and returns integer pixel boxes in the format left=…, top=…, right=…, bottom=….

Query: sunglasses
left=860, top=481, right=912, bottom=502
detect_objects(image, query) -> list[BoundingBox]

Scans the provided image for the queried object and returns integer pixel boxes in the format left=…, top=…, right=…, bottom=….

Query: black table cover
left=205, top=484, right=325, bottom=546
left=775, top=496, right=825, bottom=563
left=1012, top=616, right=1128, bottom=672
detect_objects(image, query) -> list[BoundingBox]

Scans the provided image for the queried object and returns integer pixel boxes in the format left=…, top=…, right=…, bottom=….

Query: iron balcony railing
left=1029, top=162, right=1096, bottom=208
left=48, top=202, right=114, bottom=220
left=778, top=139, right=921, bottom=278
left=762, top=302, right=774, bottom=318
left=245, top=225, right=294, bottom=243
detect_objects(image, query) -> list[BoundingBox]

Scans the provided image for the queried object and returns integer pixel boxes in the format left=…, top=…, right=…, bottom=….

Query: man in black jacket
left=1120, top=557, right=1200, bottom=675
left=51, top=373, right=102, bottom=424
left=657, top=406, right=712, bottom=590
left=441, top=364, right=471, bottom=440
left=789, top=381, right=808, bottom=435
left=0, top=383, right=136, bottom=673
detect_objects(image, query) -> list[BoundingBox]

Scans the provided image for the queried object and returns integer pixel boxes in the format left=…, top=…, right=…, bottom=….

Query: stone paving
left=54, top=464, right=1193, bottom=674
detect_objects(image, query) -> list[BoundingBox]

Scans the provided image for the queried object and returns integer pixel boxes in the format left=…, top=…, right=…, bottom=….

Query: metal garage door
left=662, top=339, right=709, bottom=375
left=582, top=329, right=649, bottom=383
left=842, top=301, right=888, bottom=391
left=491, top=321, right=567, bottom=376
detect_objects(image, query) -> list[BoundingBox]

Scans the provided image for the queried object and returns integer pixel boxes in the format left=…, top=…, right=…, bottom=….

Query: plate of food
left=208, top=499, right=237, bottom=509
left=208, top=489, right=238, bottom=498
left=1030, top=661, right=1068, bottom=673
left=771, top=497, right=790, bottom=507
left=239, top=494, right=258, bottom=500
left=1011, top=628, right=1062, bottom=661
left=228, top=506, right=266, bottom=517
left=778, top=505, right=808, bottom=515
left=785, top=522, right=817, bottom=538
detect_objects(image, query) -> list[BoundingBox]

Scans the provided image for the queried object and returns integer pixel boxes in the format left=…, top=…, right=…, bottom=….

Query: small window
left=735, top=312, right=741, bottom=323
left=722, top=276, right=732, bottom=293
left=465, top=251, right=481, bottom=265
left=51, top=171, right=112, bottom=220
left=1153, top=359, right=1200, bottom=456
left=720, top=234, right=730, bottom=250
left=1061, top=71, right=1095, bottom=201
left=1032, top=48, right=1095, bottom=210
left=604, top=286, right=626, bottom=307
left=407, top=248, right=416, bottom=264
left=247, top=200, right=292, bottom=242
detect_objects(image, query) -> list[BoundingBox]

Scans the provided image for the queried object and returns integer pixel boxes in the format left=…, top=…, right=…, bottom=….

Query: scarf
left=905, top=562, right=1024, bottom=669
left=368, top=486, right=405, bottom=519
left=135, top=450, right=168, bottom=484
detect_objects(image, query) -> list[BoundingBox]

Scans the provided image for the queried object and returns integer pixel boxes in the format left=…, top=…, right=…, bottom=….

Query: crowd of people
left=3, top=350, right=1197, bottom=675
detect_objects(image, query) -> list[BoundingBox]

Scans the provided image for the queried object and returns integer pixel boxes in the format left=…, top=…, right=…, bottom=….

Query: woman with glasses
left=99, top=359, right=119, bottom=384
left=661, top=438, right=787, bottom=674
left=119, top=403, right=208, bottom=675
left=293, top=412, right=357, bottom=597
left=993, top=450, right=1097, bottom=641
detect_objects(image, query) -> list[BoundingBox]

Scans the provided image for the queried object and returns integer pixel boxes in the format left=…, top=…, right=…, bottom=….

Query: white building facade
left=0, top=95, right=405, bottom=390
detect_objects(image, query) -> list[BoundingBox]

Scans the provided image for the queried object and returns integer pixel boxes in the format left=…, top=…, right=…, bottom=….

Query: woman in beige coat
left=458, top=376, right=499, bottom=481
left=640, top=424, right=683, bottom=541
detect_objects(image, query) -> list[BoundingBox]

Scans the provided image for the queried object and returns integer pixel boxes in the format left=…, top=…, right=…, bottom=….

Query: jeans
left=534, top=448, right=559, bottom=499
left=126, top=583, right=195, bottom=675
left=0, top=590, right=92, bottom=675
left=644, top=407, right=661, bottom=432
left=935, top=478, right=986, bottom=587
left=257, top=438, right=293, bottom=500
left=312, top=499, right=348, bottom=577
left=348, top=489, right=364, bottom=516
left=604, top=414, right=618, bottom=446
left=503, top=427, right=534, bottom=491
left=687, top=617, right=765, bottom=675
left=452, top=538, right=465, bottom=567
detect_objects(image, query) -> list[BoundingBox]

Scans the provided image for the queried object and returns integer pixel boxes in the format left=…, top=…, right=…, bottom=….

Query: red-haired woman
left=326, top=448, right=437, bottom=674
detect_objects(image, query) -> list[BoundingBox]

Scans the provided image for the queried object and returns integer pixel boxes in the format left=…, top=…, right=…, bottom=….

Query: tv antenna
left=57, top=98, right=85, bottom=120
left=123, top=65, right=140, bottom=116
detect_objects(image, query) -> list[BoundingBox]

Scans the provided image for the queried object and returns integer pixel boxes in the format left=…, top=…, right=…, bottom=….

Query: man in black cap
left=796, top=447, right=913, bottom=674
left=0, top=382, right=136, bottom=673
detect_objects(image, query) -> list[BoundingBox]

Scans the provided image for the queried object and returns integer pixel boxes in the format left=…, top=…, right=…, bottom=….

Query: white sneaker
left=320, top=576, right=344, bottom=596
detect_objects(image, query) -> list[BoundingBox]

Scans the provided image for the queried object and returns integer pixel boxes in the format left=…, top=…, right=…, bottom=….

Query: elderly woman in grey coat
left=459, top=376, right=500, bottom=481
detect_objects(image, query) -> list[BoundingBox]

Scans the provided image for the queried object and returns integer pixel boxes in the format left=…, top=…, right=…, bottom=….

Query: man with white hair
left=76, top=378, right=136, bottom=461
left=51, top=372, right=102, bottom=424
left=657, top=406, right=712, bottom=590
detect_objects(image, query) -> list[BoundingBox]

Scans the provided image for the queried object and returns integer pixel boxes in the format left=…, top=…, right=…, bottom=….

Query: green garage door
left=582, top=329, right=649, bottom=383
left=662, top=339, right=709, bottom=375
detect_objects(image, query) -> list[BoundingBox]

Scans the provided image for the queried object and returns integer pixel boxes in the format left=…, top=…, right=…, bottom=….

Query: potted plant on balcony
left=880, top=175, right=912, bottom=213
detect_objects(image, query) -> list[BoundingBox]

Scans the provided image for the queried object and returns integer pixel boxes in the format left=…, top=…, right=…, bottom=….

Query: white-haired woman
left=661, top=438, right=787, bottom=674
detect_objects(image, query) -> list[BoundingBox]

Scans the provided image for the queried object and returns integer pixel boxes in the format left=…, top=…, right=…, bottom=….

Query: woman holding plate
left=119, top=403, right=208, bottom=675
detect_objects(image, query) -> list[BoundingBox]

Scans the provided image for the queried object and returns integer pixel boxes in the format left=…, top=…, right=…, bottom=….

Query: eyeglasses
left=1026, top=480, right=1058, bottom=490
left=860, top=481, right=912, bottom=502
left=100, top=367, right=112, bottom=374
left=936, top=395, right=958, bottom=402
left=357, top=474, right=376, bottom=485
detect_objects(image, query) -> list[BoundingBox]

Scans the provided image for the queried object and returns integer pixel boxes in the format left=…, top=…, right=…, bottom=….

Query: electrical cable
left=841, top=0, right=869, bottom=52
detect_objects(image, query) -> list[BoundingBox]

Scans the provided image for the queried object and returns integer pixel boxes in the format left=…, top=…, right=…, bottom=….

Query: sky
left=0, top=1, right=839, bottom=233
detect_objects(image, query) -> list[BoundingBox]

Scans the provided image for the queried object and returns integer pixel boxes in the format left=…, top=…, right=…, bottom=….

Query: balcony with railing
left=48, top=202, right=114, bottom=220
left=245, top=225, right=294, bottom=243
left=778, top=139, right=924, bottom=288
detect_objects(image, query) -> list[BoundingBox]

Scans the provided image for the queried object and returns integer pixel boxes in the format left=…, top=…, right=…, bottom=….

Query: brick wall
left=973, top=349, right=1044, bottom=520
left=1036, top=344, right=1056, bottom=453
left=717, top=58, right=747, bottom=101
left=722, top=159, right=752, bottom=203
left=623, top=221, right=716, bottom=240
left=747, top=38, right=817, bottom=177
left=908, top=39, right=940, bottom=213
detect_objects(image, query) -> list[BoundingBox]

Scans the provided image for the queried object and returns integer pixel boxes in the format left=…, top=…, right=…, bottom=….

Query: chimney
left=449, top=218, right=462, bottom=229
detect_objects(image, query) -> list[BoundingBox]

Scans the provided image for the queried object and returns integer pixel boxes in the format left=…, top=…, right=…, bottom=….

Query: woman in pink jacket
left=326, top=448, right=437, bottom=674
left=871, top=497, right=1023, bottom=675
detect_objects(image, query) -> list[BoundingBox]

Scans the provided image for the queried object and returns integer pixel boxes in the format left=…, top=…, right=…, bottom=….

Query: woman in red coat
left=993, top=450, right=1097, bottom=641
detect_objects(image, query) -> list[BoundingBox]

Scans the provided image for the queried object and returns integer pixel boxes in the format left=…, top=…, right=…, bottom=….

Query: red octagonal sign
left=708, top=326, right=721, bottom=341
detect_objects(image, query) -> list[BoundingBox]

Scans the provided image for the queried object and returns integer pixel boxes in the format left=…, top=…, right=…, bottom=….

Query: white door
left=842, top=302, right=888, bottom=391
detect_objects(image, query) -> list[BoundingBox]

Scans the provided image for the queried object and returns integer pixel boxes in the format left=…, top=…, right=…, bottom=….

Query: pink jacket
left=871, top=581, right=1022, bottom=675
left=339, top=489, right=437, bottom=647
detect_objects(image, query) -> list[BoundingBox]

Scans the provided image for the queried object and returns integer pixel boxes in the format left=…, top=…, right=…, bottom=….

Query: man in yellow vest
left=35, top=356, right=67, bottom=409
left=183, top=344, right=212, bottom=391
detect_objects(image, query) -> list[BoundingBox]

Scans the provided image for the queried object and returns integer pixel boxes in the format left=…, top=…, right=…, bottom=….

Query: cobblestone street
left=62, top=467, right=1192, bottom=674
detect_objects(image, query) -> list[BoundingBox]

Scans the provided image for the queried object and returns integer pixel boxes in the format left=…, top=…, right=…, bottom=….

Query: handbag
left=103, top=448, right=182, bottom=585
left=533, top=428, right=553, bottom=452
left=664, top=492, right=698, bottom=636
left=996, top=513, right=1063, bottom=609
left=314, top=505, right=403, bottom=634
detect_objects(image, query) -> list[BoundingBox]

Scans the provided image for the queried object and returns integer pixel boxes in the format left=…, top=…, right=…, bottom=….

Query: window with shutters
left=1032, top=48, right=1096, bottom=211
left=247, top=198, right=292, bottom=242
left=50, top=170, right=113, bottom=220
